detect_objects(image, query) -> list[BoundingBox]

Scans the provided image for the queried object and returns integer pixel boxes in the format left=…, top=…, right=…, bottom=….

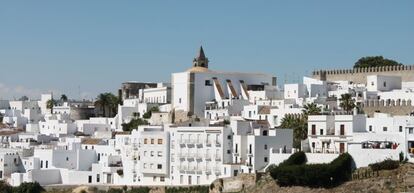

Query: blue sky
left=0, top=1, right=413, bottom=100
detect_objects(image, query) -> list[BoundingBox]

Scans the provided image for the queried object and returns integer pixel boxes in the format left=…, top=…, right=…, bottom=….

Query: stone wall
left=361, top=99, right=414, bottom=117
left=312, top=65, right=414, bottom=84
left=210, top=173, right=264, bottom=193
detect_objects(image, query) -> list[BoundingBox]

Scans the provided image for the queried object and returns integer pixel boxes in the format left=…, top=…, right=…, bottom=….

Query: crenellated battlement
left=312, top=65, right=414, bottom=76
left=312, top=65, right=414, bottom=83
left=361, top=99, right=412, bottom=107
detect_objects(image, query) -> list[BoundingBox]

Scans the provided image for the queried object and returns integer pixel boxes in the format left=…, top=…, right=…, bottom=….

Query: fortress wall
left=312, top=65, right=414, bottom=83
left=360, top=99, right=414, bottom=117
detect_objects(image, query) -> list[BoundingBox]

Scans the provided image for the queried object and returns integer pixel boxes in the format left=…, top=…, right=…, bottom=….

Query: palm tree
left=95, top=93, right=109, bottom=117
left=95, top=93, right=120, bottom=117
left=280, top=115, right=308, bottom=149
left=60, top=94, right=68, bottom=102
left=339, top=93, right=356, bottom=113
left=46, top=99, right=56, bottom=114
left=302, top=103, right=321, bottom=116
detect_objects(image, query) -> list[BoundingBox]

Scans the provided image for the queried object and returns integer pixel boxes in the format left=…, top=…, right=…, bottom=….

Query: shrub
left=107, top=188, right=123, bottom=193
left=0, top=180, right=12, bottom=193
left=269, top=153, right=354, bottom=188
left=369, top=159, right=399, bottom=171
left=127, top=187, right=150, bottom=193
left=279, top=151, right=307, bottom=167
left=12, top=182, right=45, bottom=193
left=166, top=186, right=209, bottom=193
left=116, top=169, right=124, bottom=176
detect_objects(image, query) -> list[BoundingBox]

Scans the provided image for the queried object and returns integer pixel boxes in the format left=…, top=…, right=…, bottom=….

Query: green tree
left=46, top=99, right=56, bottom=114
left=280, top=115, right=307, bottom=148
left=339, top=94, right=355, bottom=113
left=142, top=106, right=159, bottom=119
left=354, top=56, right=402, bottom=68
left=302, top=103, right=321, bottom=116
left=60, top=94, right=68, bottom=102
left=95, top=93, right=120, bottom=117
left=122, top=118, right=149, bottom=132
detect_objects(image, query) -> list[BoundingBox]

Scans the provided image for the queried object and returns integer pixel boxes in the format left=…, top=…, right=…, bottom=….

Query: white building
left=172, top=46, right=276, bottom=117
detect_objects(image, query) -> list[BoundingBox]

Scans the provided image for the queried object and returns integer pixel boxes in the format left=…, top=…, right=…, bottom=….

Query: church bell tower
left=193, top=46, right=209, bottom=68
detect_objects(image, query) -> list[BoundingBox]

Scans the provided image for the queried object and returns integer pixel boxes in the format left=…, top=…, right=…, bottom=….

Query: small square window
left=205, top=80, right=212, bottom=86
left=383, top=127, right=388, bottom=132
left=399, top=126, right=403, bottom=132
left=157, top=164, right=162, bottom=169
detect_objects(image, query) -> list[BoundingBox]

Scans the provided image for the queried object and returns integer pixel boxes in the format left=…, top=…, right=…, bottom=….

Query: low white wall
left=348, top=144, right=401, bottom=168
left=31, top=169, right=62, bottom=185
left=306, top=153, right=339, bottom=164
left=269, top=152, right=338, bottom=167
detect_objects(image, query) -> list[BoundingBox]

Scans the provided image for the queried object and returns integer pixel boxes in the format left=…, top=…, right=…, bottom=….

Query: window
left=383, top=81, right=386, bottom=87
left=320, top=129, right=324, bottom=135
left=371, top=82, right=374, bottom=86
left=66, top=157, right=69, bottom=161
left=340, top=124, right=345, bottom=135
left=227, top=150, right=231, bottom=154
left=158, top=139, right=163, bottom=144
left=227, top=135, right=231, bottom=140
left=45, top=161, right=48, bottom=168
left=144, top=138, right=148, bottom=144
left=205, top=80, right=212, bottom=86
left=150, top=151, right=154, bottom=157
left=157, top=164, right=162, bottom=169
left=369, top=125, right=372, bottom=132
left=88, top=176, right=92, bottom=183
left=264, top=144, right=268, bottom=150
left=153, top=176, right=156, bottom=182
left=158, top=151, right=163, bottom=157
left=179, top=98, right=182, bottom=104
left=409, top=128, right=414, bottom=134
left=160, top=177, right=165, bottom=182
left=383, top=127, right=388, bottom=132
left=399, top=126, right=403, bottom=132
left=311, top=124, right=316, bottom=135
left=264, top=157, right=268, bottom=162
left=96, top=174, right=100, bottom=183
left=151, top=139, right=154, bottom=144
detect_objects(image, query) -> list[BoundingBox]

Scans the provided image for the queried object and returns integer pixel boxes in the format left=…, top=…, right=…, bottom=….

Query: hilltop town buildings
left=0, top=47, right=413, bottom=187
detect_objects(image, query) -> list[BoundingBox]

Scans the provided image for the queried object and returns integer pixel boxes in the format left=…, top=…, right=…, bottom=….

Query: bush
left=0, top=180, right=12, bottom=193
left=142, top=106, right=160, bottom=119
left=269, top=153, right=354, bottom=188
left=13, top=182, right=45, bottom=193
left=279, top=151, right=307, bottom=167
left=127, top=187, right=150, bottom=193
left=116, top=169, right=124, bottom=176
left=369, top=159, right=400, bottom=171
left=166, top=186, right=209, bottom=193
left=122, top=118, right=149, bottom=132
left=107, top=188, right=123, bottom=193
